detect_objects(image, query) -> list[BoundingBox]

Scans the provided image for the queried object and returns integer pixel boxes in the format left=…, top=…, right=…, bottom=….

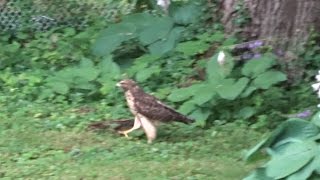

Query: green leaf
left=192, top=84, right=216, bottom=105
left=189, top=108, right=211, bottom=127
left=170, top=3, right=202, bottom=25
left=168, top=83, right=206, bottom=102
left=148, top=27, right=184, bottom=55
left=206, top=54, right=225, bottom=82
left=138, top=16, right=174, bottom=45
left=100, top=56, right=121, bottom=78
left=178, top=100, right=197, bottom=114
left=49, top=82, right=69, bottom=94
left=135, top=65, right=161, bottom=82
left=265, top=141, right=317, bottom=179
left=253, top=71, right=287, bottom=89
left=175, top=40, right=210, bottom=56
left=216, top=78, right=249, bottom=100
left=244, top=138, right=269, bottom=161
left=241, top=86, right=257, bottom=98
left=242, top=56, right=276, bottom=78
left=311, top=112, right=320, bottom=127
left=92, top=23, right=136, bottom=56
left=122, top=13, right=156, bottom=32
left=236, top=106, right=256, bottom=119
left=287, top=147, right=320, bottom=180
left=245, top=119, right=320, bottom=160
left=244, top=168, right=273, bottom=180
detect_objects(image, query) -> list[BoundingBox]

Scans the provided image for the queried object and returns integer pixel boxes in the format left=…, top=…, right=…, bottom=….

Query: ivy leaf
left=253, top=71, right=287, bottom=89
left=242, top=56, right=276, bottom=78
left=265, top=141, right=317, bottom=179
left=216, top=78, right=249, bottom=100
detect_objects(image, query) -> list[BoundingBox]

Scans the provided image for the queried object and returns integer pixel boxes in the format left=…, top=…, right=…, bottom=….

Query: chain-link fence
left=0, top=0, right=136, bottom=32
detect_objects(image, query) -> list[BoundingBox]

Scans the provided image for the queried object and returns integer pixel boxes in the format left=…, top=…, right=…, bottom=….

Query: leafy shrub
left=168, top=53, right=287, bottom=125
left=244, top=115, right=320, bottom=180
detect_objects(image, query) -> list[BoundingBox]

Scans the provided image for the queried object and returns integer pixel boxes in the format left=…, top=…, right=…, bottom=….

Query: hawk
left=116, top=79, right=194, bottom=143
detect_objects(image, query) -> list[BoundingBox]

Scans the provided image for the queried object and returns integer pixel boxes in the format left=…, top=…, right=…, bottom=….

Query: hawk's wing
left=133, top=92, right=193, bottom=124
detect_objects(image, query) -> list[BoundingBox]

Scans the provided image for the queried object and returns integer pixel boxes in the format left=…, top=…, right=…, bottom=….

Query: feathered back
left=118, top=79, right=194, bottom=124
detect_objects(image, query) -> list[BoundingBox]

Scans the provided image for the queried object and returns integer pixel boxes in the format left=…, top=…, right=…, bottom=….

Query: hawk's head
left=116, top=79, right=138, bottom=91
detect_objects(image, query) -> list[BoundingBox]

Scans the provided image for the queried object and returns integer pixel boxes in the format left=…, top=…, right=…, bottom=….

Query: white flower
left=157, top=0, right=170, bottom=12
left=312, top=82, right=320, bottom=91
left=316, top=74, right=320, bottom=82
left=217, top=51, right=226, bottom=65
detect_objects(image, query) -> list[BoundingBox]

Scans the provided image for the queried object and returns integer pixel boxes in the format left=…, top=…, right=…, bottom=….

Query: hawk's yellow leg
left=118, top=116, right=141, bottom=138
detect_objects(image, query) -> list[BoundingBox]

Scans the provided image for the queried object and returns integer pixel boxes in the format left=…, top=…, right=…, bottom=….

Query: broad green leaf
left=206, top=54, right=225, bottom=82
left=178, top=100, right=197, bottom=114
left=74, top=67, right=99, bottom=82
left=49, top=82, right=69, bottom=94
left=244, top=138, right=269, bottom=161
left=222, top=37, right=238, bottom=46
left=244, top=168, right=273, bottom=180
left=122, top=13, right=156, bottom=32
left=236, top=106, right=256, bottom=119
left=175, top=40, right=210, bottom=56
left=189, top=108, right=211, bottom=127
left=253, top=71, right=287, bottom=89
left=138, top=16, right=174, bottom=45
left=287, top=147, right=320, bottom=180
left=168, top=83, right=205, bottom=102
left=245, top=119, right=320, bottom=160
left=311, top=112, right=320, bottom=127
left=265, top=141, right=317, bottom=179
left=241, top=86, right=257, bottom=98
left=148, top=27, right=184, bottom=55
left=135, top=65, right=161, bottom=82
left=168, top=88, right=193, bottom=102
left=242, top=56, right=275, bottom=78
left=5, top=41, right=20, bottom=53
left=92, top=23, right=136, bottom=56
left=170, top=3, right=202, bottom=25
left=100, top=56, right=121, bottom=78
left=192, top=85, right=215, bottom=105
left=216, top=78, right=249, bottom=100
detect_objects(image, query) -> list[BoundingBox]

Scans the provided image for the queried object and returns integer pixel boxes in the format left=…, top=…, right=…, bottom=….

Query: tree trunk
left=222, top=0, right=320, bottom=51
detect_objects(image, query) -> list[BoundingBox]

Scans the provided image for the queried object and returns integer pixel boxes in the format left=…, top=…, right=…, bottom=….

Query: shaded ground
left=0, top=102, right=263, bottom=179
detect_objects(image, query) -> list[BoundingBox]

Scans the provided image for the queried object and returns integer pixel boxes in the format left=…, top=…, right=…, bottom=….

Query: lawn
left=0, top=101, right=263, bottom=179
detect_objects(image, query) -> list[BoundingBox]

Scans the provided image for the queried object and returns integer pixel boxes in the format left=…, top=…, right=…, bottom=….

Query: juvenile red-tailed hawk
left=116, top=79, right=194, bottom=143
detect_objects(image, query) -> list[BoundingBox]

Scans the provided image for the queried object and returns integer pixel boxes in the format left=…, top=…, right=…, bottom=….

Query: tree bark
left=222, top=0, right=320, bottom=50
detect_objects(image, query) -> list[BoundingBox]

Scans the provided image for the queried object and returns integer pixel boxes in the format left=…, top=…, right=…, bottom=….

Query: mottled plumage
left=116, top=79, right=193, bottom=143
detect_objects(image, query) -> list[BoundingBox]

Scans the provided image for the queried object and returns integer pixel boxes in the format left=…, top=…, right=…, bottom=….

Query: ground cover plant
left=0, top=0, right=319, bottom=179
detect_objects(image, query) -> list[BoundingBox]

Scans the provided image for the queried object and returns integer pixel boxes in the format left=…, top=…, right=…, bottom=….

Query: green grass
left=0, top=101, right=263, bottom=179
